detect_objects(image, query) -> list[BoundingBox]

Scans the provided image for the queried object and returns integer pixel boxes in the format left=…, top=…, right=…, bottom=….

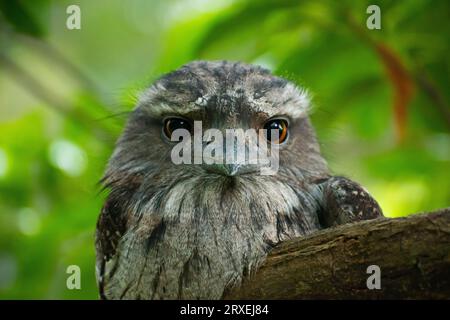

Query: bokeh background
left=0, top=0, right=448, bottom=299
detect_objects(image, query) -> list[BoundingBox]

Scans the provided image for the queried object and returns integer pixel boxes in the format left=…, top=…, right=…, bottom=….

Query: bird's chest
left=105, top=180, right=321, bottom=299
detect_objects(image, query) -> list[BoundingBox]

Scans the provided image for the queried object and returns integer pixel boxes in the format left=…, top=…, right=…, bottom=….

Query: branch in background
left=225, top=208, right=450, bottom=299
left=0, top=52, right=114, bottom=142
left=0, top=5, right=120, bottom=136
left=345, top=11, right=450, bottom=135
left=17, top=34, right=104, bottom=97
left=343, top=13, right=416, bottom=144
left=414, top=67, right=450, bottom=127
left=374, top=43, right=415, bottom=143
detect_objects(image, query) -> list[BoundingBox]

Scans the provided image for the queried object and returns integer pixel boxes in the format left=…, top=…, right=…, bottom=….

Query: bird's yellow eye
left=163, top=117, right=192, bottom=139
left=263, top=119, right=289, bottom=144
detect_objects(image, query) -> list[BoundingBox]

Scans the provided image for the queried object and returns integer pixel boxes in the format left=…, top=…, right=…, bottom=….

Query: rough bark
left=225, top=208, right=450, bottom=299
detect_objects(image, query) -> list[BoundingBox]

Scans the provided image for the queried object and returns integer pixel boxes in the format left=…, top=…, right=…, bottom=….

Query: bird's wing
left=318, top=176, right=383, bottom=227
left=95, top=188, right=130, bottom=299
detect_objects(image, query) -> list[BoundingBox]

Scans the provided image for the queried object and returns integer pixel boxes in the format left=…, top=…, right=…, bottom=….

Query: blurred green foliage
left=0, top=0, right=448, bottom=299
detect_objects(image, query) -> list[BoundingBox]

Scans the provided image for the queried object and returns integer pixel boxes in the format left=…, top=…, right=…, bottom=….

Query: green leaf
left=0, top=0, right=48, bottom=38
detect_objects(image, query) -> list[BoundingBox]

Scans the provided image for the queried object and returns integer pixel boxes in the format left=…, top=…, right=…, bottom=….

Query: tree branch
left=225, top=208, right=450, bottom=299
left=0, top=51, right=115, bottom=142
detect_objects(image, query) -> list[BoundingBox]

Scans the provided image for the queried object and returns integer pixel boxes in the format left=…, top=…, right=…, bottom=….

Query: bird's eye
left=263, top=119, right=289, bottom=144
left=163, top=117, right=192, bottom=139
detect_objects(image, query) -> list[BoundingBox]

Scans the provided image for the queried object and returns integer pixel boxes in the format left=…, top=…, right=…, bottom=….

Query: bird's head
left=104, top=61, right=328, bottom=190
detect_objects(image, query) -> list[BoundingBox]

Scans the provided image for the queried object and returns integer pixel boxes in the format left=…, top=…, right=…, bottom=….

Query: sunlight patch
left=17, top=208, right=42, bottom=236
left=48, top=140, right=87, bottom=177
left=0, top=148, right=9, bottom=177
left=371, top=180, right=428, bottom=218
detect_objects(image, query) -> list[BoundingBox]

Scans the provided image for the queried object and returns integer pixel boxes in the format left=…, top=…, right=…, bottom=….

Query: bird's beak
left=202, top=163, right=257, bottom=176
left=199, top=130, right=275, bottom=176
left=221, top=164, right=239, bottom=176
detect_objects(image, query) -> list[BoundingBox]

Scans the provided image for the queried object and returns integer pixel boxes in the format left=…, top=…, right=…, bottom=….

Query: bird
left=96, top=60, right=383, bottom=299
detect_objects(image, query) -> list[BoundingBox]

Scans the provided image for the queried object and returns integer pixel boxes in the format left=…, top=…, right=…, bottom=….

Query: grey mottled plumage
left=96, top=61, right=383, bottom=299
